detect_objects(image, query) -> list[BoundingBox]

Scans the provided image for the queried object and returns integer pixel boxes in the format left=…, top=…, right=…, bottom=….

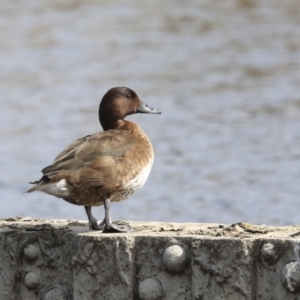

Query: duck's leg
left=84, top=206, right=104, bottom=230
left=102, top=198, right=128, bottom=233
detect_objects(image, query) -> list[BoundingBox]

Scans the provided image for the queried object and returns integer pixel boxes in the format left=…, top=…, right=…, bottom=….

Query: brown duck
left=27, top=87, right=161, bottom=232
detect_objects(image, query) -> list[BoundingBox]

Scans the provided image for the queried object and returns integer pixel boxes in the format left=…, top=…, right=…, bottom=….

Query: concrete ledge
left=1, top=218, right=300, bottom=299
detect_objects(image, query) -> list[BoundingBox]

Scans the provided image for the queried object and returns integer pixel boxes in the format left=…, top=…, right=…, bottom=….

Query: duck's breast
left=124, top=157, right=154, bottom=190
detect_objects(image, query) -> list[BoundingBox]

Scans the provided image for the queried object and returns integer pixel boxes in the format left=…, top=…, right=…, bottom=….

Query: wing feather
left=42, top=130, right=135, bottom=175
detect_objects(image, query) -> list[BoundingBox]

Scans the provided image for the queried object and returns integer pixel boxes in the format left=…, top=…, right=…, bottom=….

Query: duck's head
left=99, top=87, right=161, bottom=130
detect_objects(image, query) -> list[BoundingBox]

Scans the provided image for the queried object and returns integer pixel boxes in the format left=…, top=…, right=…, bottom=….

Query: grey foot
left=85, top=206, right=104, bottom=231
left=102, top=222, right=131, bottom=233
left=89, top=218, right=104, bottom=231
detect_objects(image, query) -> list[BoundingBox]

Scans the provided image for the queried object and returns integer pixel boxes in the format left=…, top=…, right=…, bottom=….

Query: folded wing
left=42, top=130, right=135, bottom=176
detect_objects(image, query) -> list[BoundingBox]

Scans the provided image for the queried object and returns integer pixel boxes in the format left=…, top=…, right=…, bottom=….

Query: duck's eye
left=126, top=94, right=132, bottom=99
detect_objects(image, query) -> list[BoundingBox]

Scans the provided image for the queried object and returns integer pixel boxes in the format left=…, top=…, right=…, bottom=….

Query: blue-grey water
left=1, top=0, right=300, bottom=225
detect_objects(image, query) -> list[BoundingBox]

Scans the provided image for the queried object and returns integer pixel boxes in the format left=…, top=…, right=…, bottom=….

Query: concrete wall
left=1, top=218, right=300, bottom=300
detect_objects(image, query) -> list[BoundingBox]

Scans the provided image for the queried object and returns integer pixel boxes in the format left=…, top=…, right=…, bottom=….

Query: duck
left=27, top=87, right=161, bottom=233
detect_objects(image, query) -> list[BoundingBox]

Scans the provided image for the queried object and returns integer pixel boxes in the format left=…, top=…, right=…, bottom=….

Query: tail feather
left=26, top=176, right=50, bottom=193
left=29, top=180, right=40, bottom=185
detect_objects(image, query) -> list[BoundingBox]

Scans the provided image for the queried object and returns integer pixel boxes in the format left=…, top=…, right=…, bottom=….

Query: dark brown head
left=99, top=87, right=161, bottom=130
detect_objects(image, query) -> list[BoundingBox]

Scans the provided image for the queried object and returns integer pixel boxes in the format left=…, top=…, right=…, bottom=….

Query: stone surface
left=72, top=235, right=134, bottom=300
left=0, top=228, right=19, bottom=299
left=255, top=239, right=300, bottom=299
left=2, top=219, right=300, bottom=299
left=191, top=238, right=253, bottom=300
left=134, top=236, right=192, bottom=300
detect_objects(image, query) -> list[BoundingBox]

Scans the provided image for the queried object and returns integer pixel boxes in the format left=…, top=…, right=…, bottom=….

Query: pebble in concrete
left=138, top=278, right=163, bottom=300
left=24, top=271, right=40, bottom=289
left=135, top=237, right=192, bottom=299
left=255, top=240, right=300, bottom=299
left=23, top=244, right=40, bottom=262
left=261, top=242, right=281, bottom=267
left=162, top=245, right=188, bottom=274
left=43, top=287, right=69, bottom=300
left=282, top=261, right=300, bottom=292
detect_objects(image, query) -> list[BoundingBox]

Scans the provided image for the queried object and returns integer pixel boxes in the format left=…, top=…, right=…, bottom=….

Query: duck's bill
left=137, top=101, right=161, bottom=114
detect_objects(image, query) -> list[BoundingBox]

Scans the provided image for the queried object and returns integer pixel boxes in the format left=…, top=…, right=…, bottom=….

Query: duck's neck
left=119, top=120, right=141, bottom=133
left=121, top=121, right=154, bottom=153
left=100, top=118, right=148, bottom=140
left=120, top=121, right=152, bottom=146
left=100, top=117, right=124, bottom=131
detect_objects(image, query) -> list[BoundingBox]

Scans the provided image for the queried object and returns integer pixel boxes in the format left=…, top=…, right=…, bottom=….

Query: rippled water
left=1, top=0, right=300, bottom=225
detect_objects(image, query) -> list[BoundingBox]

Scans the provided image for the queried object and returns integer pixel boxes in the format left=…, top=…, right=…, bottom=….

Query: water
left=1, top=0, right=300, bottom=226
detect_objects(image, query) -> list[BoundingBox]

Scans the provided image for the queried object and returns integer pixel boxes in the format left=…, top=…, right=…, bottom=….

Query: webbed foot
left=89, top=217, right=104, bottom=231
left=102, top=222, right=130, bottom=233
